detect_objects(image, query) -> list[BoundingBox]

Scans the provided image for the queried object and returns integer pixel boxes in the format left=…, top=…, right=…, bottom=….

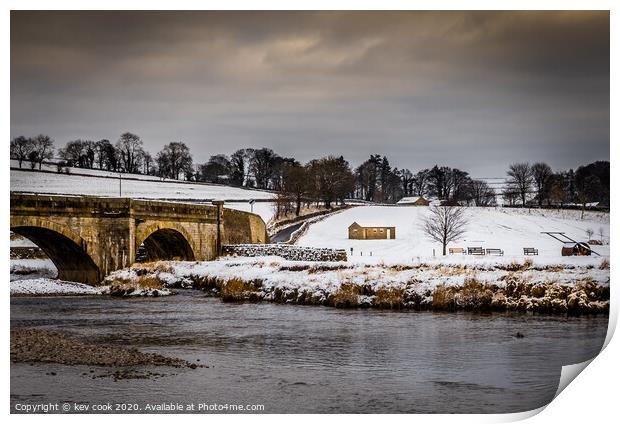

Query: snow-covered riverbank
left=9, top=278, right=174, bottom=297
left=10, top=278, right=108, bottom=296
left=104, top=256, right=610, bottom=313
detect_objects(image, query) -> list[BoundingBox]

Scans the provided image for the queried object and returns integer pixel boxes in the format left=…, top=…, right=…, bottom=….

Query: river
left=10, top=290, right=608, bottom=413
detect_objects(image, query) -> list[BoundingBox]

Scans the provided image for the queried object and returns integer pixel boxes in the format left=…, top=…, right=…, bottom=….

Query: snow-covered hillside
left=11, top=168, right=277, bottom=222
left=297, top=206, right=610, bottom=262
left=11, top=159, right=164, bottom=181
left=11, top=168, right=275, bottom=201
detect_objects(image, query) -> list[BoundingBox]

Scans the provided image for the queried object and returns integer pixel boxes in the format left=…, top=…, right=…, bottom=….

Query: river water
left=10, top=291, right=608, bottom=413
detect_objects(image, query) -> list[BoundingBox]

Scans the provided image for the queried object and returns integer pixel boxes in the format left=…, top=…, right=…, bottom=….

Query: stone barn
left=348, top=222, right=396, bottom=240
left=396, top=196, right=430, bottom=206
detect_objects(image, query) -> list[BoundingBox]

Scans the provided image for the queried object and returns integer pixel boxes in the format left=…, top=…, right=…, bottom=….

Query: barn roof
left=397, top=196, right=426, bottom=204
left=349, top=221, right=395, bottom=228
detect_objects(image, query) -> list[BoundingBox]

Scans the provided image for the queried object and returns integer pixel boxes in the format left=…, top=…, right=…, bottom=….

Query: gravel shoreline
left=11, top=328, right=202, bottom=370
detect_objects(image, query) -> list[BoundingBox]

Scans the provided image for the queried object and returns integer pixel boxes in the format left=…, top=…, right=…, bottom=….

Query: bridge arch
left=10, top=218, right=100, bottom=284
left=135, top=223, right=196, bottom=262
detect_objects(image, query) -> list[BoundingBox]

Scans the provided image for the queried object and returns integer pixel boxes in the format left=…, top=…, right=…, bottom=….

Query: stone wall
left=221, top=208, right=269, bottom=245
left=222, top=244, right=347, bottom=262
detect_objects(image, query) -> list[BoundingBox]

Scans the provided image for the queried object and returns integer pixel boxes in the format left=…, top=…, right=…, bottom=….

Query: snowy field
left=11, top=168, right=277, bottom=223
left=11, top=168, right=275, bottom=201
left=296, top=206, right=610, bottom=262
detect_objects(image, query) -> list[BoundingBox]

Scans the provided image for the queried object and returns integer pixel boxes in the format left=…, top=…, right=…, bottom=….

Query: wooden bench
left=486, top=248, right=504, bottom=256
left=523, top=247, right=538, bottom=256
left=467, top=247, right=485, bottom=255
left=449, top=247, right=465, bottom=255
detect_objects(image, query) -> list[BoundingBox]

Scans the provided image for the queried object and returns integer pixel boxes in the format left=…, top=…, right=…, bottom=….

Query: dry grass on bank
left=374, top=287, right=406, bottom=309
left=330, top=283, right=363, bottom=308
left=220, top=278, right=263, bottom=302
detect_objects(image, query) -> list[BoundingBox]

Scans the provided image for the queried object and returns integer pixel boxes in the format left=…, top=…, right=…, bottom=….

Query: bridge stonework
left=10, top=194, right=268, bottom=284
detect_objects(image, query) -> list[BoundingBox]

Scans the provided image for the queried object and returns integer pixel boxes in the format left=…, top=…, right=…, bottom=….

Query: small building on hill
left=396, top=196, right=430, bottom=206
left=348, top=222, right=396, bottom=240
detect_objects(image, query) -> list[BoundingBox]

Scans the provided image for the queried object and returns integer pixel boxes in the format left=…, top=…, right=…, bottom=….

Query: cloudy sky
left=11, top=11, right=609, bottom=176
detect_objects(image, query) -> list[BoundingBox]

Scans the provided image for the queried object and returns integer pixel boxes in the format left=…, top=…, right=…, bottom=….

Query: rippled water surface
left=11, top=291, right=608, bottom=413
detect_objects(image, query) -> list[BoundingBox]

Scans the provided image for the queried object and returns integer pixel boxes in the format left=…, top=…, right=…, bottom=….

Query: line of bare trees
left=353, top=157, right=497, bottom=207
left=421, top=159, right=610, bottom=256
left=11, top=132, right=196, bottom=181
left=9, top=135, right=54, bottom=170
left=11, top=133, right=609, bottom=217
left=197, top=148, right=357, bottom=216
left=199, top=148, right=357, bottom=214
left=10, top=135, right=357, bottom=215
left=503, top=161, right=609, bottom=215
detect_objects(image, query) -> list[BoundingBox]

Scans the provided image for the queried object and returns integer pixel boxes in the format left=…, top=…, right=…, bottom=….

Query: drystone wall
left=222, top=244, right=347, bottom=262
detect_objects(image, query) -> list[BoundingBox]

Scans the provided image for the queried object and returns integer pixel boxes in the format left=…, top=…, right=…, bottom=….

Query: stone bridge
left=10, top=193, right=268, bottom=284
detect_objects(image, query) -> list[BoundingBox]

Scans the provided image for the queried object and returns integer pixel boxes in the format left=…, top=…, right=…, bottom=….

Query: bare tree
left=142, top=151, right=153, bottom=175
left=156, top=141, right=193, bottom=180
left=282, top=162, right=308, bottom=216
left=507, top=162, right=533, bottom=206
left=354, top=155, right=381, bottom=201
left=28, top=151, right=38, bottom=169
left=531, top=162, right=553, bottom=206
left=422, top=205, right=468, bottom=255
left=411, top=168, right=430, bottom=197
left=199, top=154, right=232, bottom=183
left=501, top=183, right=519, bottom=206
left=229, top=149, right=250, bottom=186
left=399, top=168, right=413, bottom=196
left=598, top=227, right=605, bottom=244
left=249, top=148, right=280, bottom=189
left=273, top=190, right=295, bottom=219
left=10, top=136, right=34, bottom=168
left=95, top=139, right=118, bottom=171
left=31, top=134, right=54, bottom=170
left=585, top=228, right=594, bottom=240
left=576, top=174, right=601, bottom=219
left=59, top=139, right=91, bottom=168
left=306, top=156, right=355, bottom=209
left=549, top=174, right=567, bottom=207
left=116, top=132, right=144, bottom=173
left=469, top=179, right=496, bottom=206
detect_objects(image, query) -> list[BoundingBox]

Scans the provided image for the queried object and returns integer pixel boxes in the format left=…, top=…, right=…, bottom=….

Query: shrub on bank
left=330, top=283, right=362, bottom=308
left=432, top=285, right=456, bottom=311
left=220, top=278, right=262, bottom=302
left=455, top=278, right=494, bottom=310
left=108, top=275, right=170, bottom=297
left=373, top=287, right=406, bottom=309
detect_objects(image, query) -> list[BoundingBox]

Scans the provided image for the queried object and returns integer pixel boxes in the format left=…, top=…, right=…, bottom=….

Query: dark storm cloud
left=10, top=11, right=609, bottom=175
